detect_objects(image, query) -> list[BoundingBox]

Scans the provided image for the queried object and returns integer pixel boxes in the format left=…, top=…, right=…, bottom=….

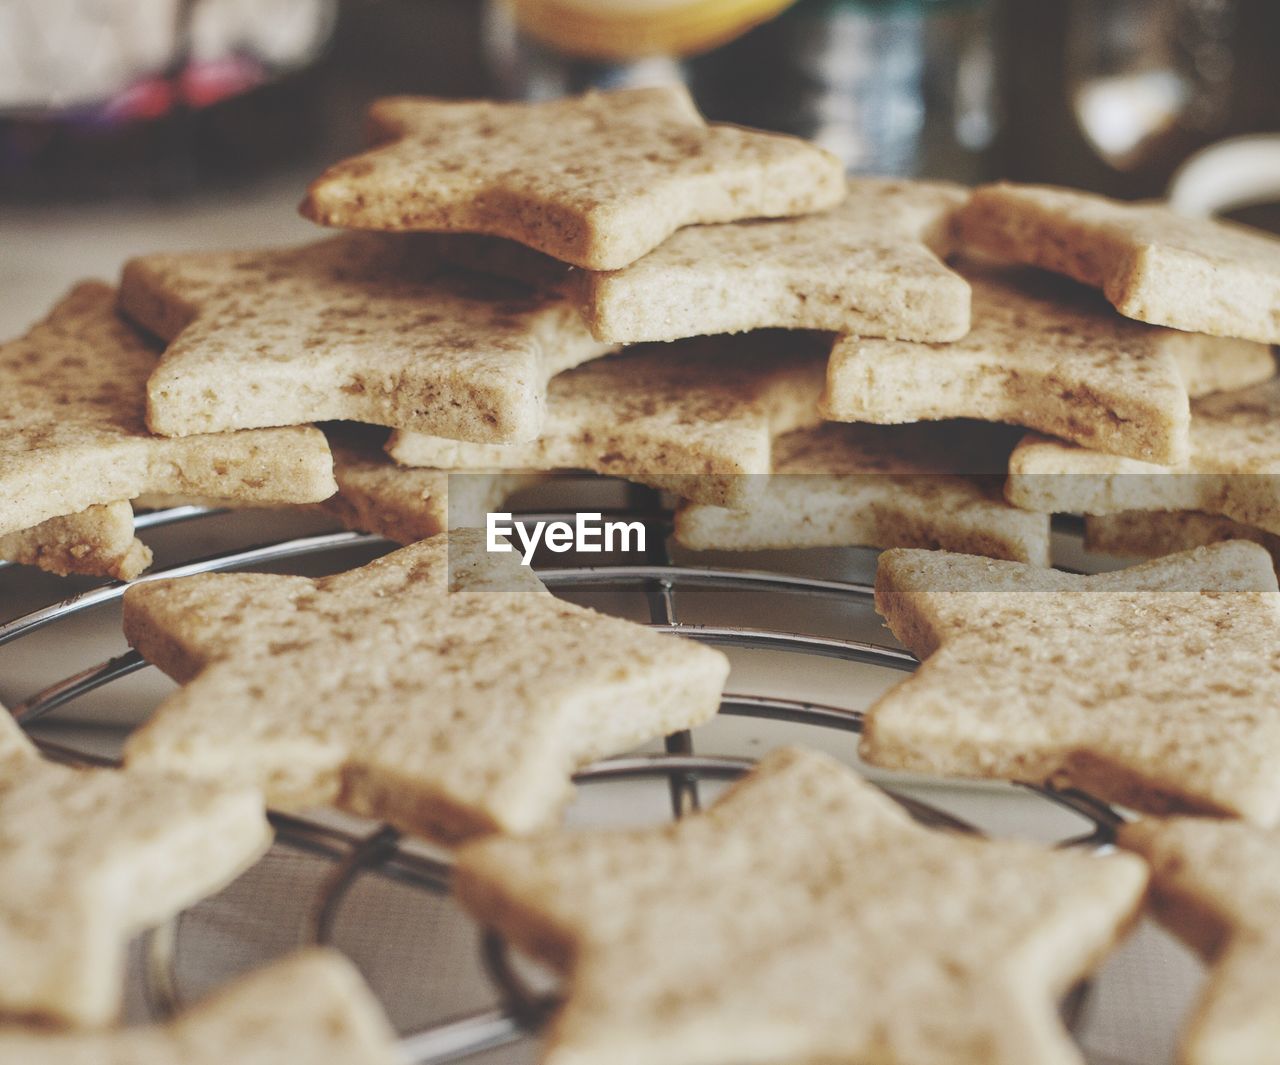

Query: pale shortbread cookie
left=0, top=283, right=335, bottom=539
left=864, top=541, right=1280, bottom=823
left=456, top=746, right=1146, bottom=1065
left=1085, top=510, right=1280, bottom=566
left=321, top=442, right=543, bottom=543
left=122, top=529, right=729, bottom=841
left=119, top=234, right=616, bottom=443
left=0, top=705, right=271, bottom=1027
left=0, top=502, right=151, bottom=580
left=1007, top=377, right=1280, bottom=533
left=822, top=266, right=1275, bottom=464
left=300, top=86, right=846, bottom=270
left=133, top=440, right=543, bottom=548
left=674, top=422, right=1050, bottom=565
left=0, top=949, right=398, bottom=1063
left=387, top=332, right=829, bottom=507
left=1118, top=817, right=1280, bottom=1065
left=960, top=182, right=1280, bottom=343
left=579, top=178, right=971, bottom=343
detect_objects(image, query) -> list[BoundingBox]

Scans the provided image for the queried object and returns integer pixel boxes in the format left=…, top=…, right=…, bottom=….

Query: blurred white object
left=0, top=0, right=181, bottom=109
left=188, top=0, right=335, bottom=67
left=0, top=0, right=334, bottom=112
left=1168, top=134, right=1280, bottom=216
left=1075, top=71, right=1187, bottom=165
left=1068, top=0, right=1239, bottom=172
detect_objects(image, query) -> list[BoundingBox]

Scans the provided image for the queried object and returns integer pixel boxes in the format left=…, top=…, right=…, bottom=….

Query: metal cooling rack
left=0, top=494, right=1128, bottom=1064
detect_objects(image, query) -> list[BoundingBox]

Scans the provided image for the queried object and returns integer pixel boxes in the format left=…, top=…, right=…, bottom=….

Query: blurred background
left=3, top=0, right=1280, bottom=328
left=7, top=0, right=1280, bottom=197
left=3, top=8, right=1275, bottom=1061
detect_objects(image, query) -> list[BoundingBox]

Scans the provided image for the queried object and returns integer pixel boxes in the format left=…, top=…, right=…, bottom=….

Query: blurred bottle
left=1068, top=0, right=1238, bottom=173
left=485, top=0, right=1000, bottom=181
left=1000, top=0, right=1280, bottom=199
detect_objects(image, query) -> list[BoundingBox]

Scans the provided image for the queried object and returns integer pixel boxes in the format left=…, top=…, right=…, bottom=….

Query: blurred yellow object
left=509, top=0, right=801, bottom=59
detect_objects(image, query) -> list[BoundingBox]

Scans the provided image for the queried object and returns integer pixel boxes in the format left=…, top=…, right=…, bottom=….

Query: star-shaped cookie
left=387, top=332, right=829, bottom=507
left=0, top=502, right=151, bottom=580
left=674, top=421, right=1050, bottom=564
left=1084, top=510, right=1280, bottom=566
left=300, top=86, right=846, bottom=270
left=1, top=441, right=532, bottom=581
left=863, top=540, right=1280, bottom=822
left=320, top=440, right=543, bottom=544
left=135, top=435, right=544, bottom=548
left=960, top=182, right=1280, bottom=343
left=122, top=529, right=729, bottom=841
left=118, top=233, right=617, bottom=442
left=0, top=282, right=336, bottom=540
left=0, top=705, right=271, bottom=1026
left=1118, top=816, right=1280, bottom=1065
left=821, top=266, right=1275, bottom=464
left=578, top=177, right=970, bottom=343
left=455, top=746, right=1147, bottom=1065
left=1007, top=377, right=1280, bottom=533
left=0, top=949, right=398, bottom=1063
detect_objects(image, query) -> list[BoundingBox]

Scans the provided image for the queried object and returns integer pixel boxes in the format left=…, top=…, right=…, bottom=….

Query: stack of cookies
left=6, top=85, right=1280, bottom=581
left=6, top=84, right=1280, bottom=1065
left=299, top=86, right=1280, bottom=577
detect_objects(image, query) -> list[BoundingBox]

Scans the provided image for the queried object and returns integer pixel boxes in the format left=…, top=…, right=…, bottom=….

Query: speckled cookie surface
left=579, top=177, right=970, bottom=343
left=822, top=266, right=1275, bottom=464
left=387, top=332, right=829, bottom=507
left=1118, top=817, right=1280, bottom=1065
left=122, top=529, right=729, bottom=841
left=674, top=421, right=1050, bottom=564
left=960, top=182, right=1280, bottom=343
left=864, top=541, right=1280, bottom=823
left=0, top=283, right=336, bottom=540
left=300, top=86, right=846, bottom=270
left=0, top=707, right=271, bottom=1027
left=0, top=949, right=399, bottom=1064
left=1085, top=510, right=1280, bottom=566
left=119, top=234, right=616, bottom=443
left=132, top=437, right=543, bottom=547
left=1007, top=377, right=1280, bottom=533
left=321, top=440, right=542, bottom=544
left=455, top=746, right=1146, bottom=1065
left=0, top=502, right=151, bottom=580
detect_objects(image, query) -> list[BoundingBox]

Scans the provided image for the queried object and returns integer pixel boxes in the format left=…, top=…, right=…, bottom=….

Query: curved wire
left=6, top=511, right=1127, bottom=1065
left=10, top=650, right=147, bottom=723
left=649, top=624, right=917, bottom=668
left=131, top=505, right=222, bottom=531
left=10, top=646, right=896, bottom=734
left=720, top=693, right=865, bottom=731
left=27, top=732, right=1108, bottom=1065
left=481, top=931, right=558, bottom=1029
left=396, top=1008, right=527, bottom=1065
left=1021, top=782, right=1129, bottom=849
left=310, top=825, right=404, bottom=946
left=141, top=917, right=183, bottom=1020
left=0, top=530, right=377, bottom=647
left=539, top=563, right=874, bottom=599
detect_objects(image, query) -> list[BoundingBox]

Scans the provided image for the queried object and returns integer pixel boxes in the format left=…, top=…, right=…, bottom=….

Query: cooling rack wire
left=0, top=490, right=1126, bottom=1065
